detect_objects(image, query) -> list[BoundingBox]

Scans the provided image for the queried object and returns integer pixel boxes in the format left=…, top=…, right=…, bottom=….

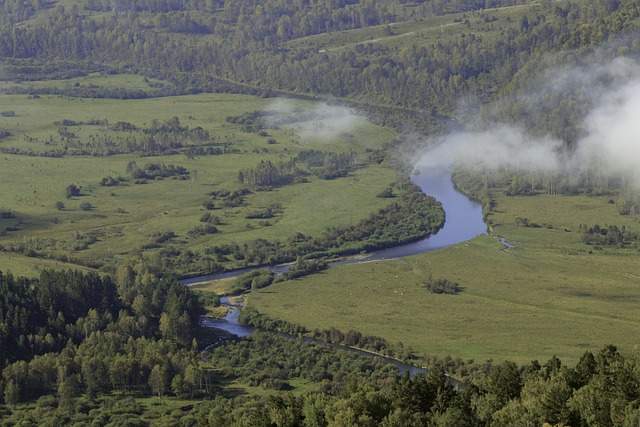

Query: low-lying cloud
left=416, top=125, right=562, bottom=174
left=578, top=77, right=640, bottom=185
left=417, top=46, right=640, bottom=189
left=263, top=100, right=365, bottom=142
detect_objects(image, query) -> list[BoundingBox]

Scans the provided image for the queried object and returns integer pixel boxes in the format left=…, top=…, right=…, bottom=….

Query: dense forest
left=2, top=272, right=640, bottom=427
left=0, top=268, right=207, bottom=406
left=2, top=0, right=639, bottom=125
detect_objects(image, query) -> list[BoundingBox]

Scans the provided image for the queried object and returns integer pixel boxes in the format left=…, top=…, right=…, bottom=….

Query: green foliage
left=127, top=162, right=190, bottom=181
left=230, top=269, right=274, bottom=295
left=205, top=183, right=444, bottom=267
left=187, top=224, right=218, bottom=237
left=424, top=276, right=461, bottom=295
left=65, top=184, right=80, bottom=199
left=0, top=266, right=204, bottom=406
left=99, top=176, right=122, bottom=187
left=238, top=159, right=297, bottom=187
left=579, top=224, right=640, bottom=247
left=245, top=204, right=280, bottom=220
left=208, top=331, right=398, bottom=394
left=279, top=258, right=327, bottom=281
left=295, top=150, right=358, bottom=180
left=376, top=187, right=396, bottom=198
left=514, top=216, right=542, bottom=228
left=241, top=308, right=412, bottom=360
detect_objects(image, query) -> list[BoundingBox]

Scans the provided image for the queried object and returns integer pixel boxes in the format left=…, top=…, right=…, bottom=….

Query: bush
left=65, top=184, right=81, bottom=199
left=279, top=258, right=327, bottom=281
left=0, top=209, right=15, bottom=219
left=188, top=225, right=218, bottom=236
left=231, top=269, right=274, bottom=294
left=100, top=176, right=122, bottom=186
left=376, top=187, right=396, bottom=198
left=425, top=276, right=461, bottom=295
left=79, top=202, right=93, bottom=211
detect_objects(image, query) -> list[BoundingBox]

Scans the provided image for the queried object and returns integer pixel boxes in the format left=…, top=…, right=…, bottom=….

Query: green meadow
left=0, top=84, right=399, bottom=273
left=286, top=3, right=535, bottom=54
left=248, top=190, right=640, bottom=365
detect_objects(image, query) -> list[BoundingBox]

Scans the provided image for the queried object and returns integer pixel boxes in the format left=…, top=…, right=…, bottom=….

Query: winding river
left=181, top=166, right=487, bottom=285
left=183, top=166, right=486, bottom=381
left=338, top=166, right=487, bottom=263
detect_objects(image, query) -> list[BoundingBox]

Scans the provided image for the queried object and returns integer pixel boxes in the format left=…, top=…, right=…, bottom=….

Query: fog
left=415, top=125, right=563, bottom=174
left=259, top=51, right=640, bottom=190
left=263, top=100, right=366, bottom=142
left=578, top=77, right=640, bottom=186
left=416, top=50, right=640, bottom=189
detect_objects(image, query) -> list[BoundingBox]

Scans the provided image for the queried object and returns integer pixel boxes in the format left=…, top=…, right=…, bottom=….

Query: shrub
left=65, top=184, right=81, bottom=199
left=232, top=269, right=274, bottom=294
left=0, top=209, right=15, bottom=219
left=100, top=176, right=122, bottom=186
left=376, top=187, right=396, bottom=198
left=425, top=276, right=461, bottom=295
left=188, top=225, right=218, bottom=236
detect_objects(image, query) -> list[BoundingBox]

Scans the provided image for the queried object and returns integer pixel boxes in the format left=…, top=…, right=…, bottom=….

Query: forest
left=1, top=268, right=640, bottom=426
left=2, top=0, right=640, bottom=425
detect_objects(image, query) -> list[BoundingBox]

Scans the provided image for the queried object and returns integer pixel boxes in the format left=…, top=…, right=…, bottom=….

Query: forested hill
left=2, top=0, right=640, bottom=126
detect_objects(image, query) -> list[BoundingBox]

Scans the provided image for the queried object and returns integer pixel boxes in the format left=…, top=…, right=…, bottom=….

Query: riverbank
left=187, top=165, right=486, bottom=380
left=200, top=296, right=466, bottom=386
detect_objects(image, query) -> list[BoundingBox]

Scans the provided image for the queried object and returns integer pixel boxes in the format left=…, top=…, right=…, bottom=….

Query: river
left=181, top=167, right=486, bottom=285
left=185, top=166, right=485, bottom=381
left=337, top=167, right=487, bottom=263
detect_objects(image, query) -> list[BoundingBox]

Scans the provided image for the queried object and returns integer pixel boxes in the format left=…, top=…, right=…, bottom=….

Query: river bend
left=184, top=167, right=485, bottom=381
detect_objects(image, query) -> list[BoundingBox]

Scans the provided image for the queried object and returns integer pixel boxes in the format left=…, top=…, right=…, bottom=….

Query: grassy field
left=0, top=84, right=400, bottom=274
left=0, top=72, right=172, bottom=93
left=285, top=3, right=537, bottom=54
left=248, top=189, right=640, bottom=365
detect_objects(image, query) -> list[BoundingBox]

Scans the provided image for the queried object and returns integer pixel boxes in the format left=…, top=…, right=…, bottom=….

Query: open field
left=0, top=72, right=172, bottom=93
left=285, top=3, right=536, bottom=53
left=0, top=251, right=98, bottom=277
left=0, top=89, right=400, bottom=274
left=249, top=190, right=640, bottom=365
